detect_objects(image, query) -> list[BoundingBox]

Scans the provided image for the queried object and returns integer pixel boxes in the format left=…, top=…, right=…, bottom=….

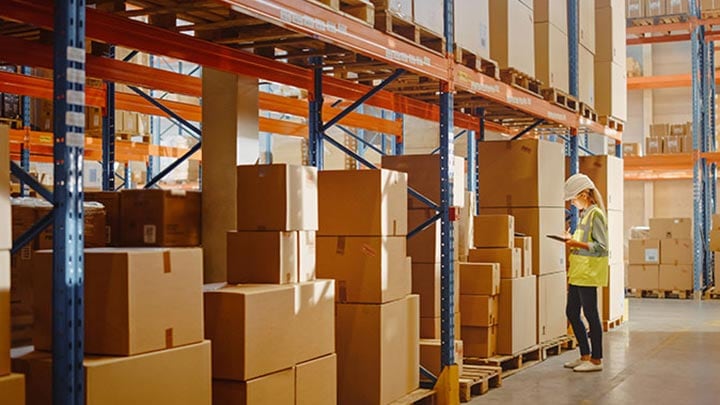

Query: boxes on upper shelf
left=236, top=164, right=318, bottom=232
left=1, top=251, right=9, bottom=376
left=534, top=21, right=569, bottom=92
left=595, top=61, right=627, bottom=121
left=381, top=154, right=465, bottom=209
left=534, top=0, right=568, bottom=33
left=595, top=4, right=626, bottom=65
left=498, top=276, right=537, bottom=355
left=628, top=239, right=660, bottom=265
left=579, top=44, right=595, bottom=107
left=420, top=313, right=462, bottom=340
left=579, top=0, right=596, bottom=52
left=623, top=143, right=642, bottom=157
left=455, top=0, right=490, bottom=59
left=120, top=189, right=201, bottom=247
left=413, top=0, right=443, bottom=35
left=297, top=231, right=317, bottom=282
left=459, top=262, right=500, bottom=296
left=407, top=208, right=460, bottom=263
left=649, top=218, right=692, bottom=240
left=473, top=215, right=514, bottom=248
left=489, top=0, right=536, bottom=76
left=628, top=264, right=659, bottom=290
left=468, top=248, right=521, bottom=279
left=226, top=231, right=298, bottom=284
left=645, top=0, right=665, bottom=16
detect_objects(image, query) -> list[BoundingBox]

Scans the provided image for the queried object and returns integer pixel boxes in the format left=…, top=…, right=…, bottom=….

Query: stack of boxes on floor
left=1, top=125, right=26, bottom=404
left=316, top=168, right=418, bottom=404
left=595, top=0, right=627, bottom=123
left=205, top=164, right=336, bottom=405
left=478, top=139, right=568, bottom=349
left=628, top=218, right=693, bottom=292
left=534, top=0, right=569, bottom=92
left=579, top=0, right=596, bottom=108
left=646, top=123, right=693, bottom=155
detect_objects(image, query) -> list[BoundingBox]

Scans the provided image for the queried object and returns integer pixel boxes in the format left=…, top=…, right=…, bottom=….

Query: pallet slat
left=458, top=365, right=502, bottom=403
left=388, top=388, right=436, bottom=405
left=540, top=87, right=579, bottom=113
left=499, top=68, right=542, bottom=98
left=626, top=288, right=693, bottom=299
left=454, top=47, right=500, bottom=80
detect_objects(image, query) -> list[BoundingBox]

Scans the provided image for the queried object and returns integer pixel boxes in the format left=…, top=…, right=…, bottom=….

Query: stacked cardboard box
left=645, top=0, right=665, bottom=16
left=413, top=0, right=443, bottom=36
left=595, top=0, right=627, bottom=121
left=622, top=142, right=642, bottom=157
left=1, top=125, right=27, bottom=405
left=579, top=0, right=596, bottom=107
left=120, top=189, right=201, bottom=247
left=647, top=122, right=693, bottom=155
left=702, top=0, right=720, bottom=15
left=534, top=0, right=569, bottom=92
left=455, top=0, right=490, bottom=59
left=317, top=169, right=419, bottom=405
left=489, top=0, right=536, bottom=76
left=206, top=164, right=336, bottom=405
left=628, top=218, right=693, bottom=291
left=458, top=260, right=502, bottom=358
left=627, top=0, right=644, bottom=18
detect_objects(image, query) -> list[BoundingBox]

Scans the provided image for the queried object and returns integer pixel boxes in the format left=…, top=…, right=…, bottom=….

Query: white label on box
left=143, top=224, right=157, bottom=244
left=645, top=248, right=659, bottom=263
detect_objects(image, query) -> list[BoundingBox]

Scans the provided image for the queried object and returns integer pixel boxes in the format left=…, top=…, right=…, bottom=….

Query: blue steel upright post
left=710, top=39, right=717, bottom=287
left=691, top=0, right=704, bottom=295
left=309, top=56, right=324, bottom=169
left=53, top=0, right=85, bottom=403
left=702, top=33, right=713, bottom=288
left=20, top=66, right=31, bottom=197
left=102, top=45, right=116, bottom=191
left=567, top=0, right=580, bottom=231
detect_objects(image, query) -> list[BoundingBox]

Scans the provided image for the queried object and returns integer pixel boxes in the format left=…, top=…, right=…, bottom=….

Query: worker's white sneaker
left=573, top=361, right=603, bottom=372
left=563, top=358, right=586, bottom=369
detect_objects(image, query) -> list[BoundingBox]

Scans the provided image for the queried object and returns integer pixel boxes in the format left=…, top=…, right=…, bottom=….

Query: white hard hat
left=564, top=173, right=596, bottom=201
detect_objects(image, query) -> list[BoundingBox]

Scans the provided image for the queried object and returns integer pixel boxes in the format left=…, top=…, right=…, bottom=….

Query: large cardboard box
left=534, top=0, right=567, bottom=32
left=579, top=0, right=596, bottom=52
left=460, top=295, right=499, bottom=327
left=627, top=0, right=644, bottom=18
left=296, top=354, right=337, bottom=405
left=473, top=215, right=514, bottom=248
left=32, top=248, right=204, bottom=355
left=236, top=164, right=318, bottom=231
left=316, top=236, right=411, bottom=304
left=420, top=339, right=464, bottom=376
left=461, top=326, right=497, bottom=358
left=336, top=295, right=420, bottom=405
left=459, top=262, right=500, bottom=296
left=420, top=314, right=462, bottom=339
left=478, top=139, right=565, bottom=208
left=319, top=169, right=407, bottom=236
left=413, top=0, right=443, bottom=34
left=595, top=6, right=626, bottom=66
left=455, top=0, right=490, bottom=59
left=85, top=191, right=121, bottom=246
left=408, top=208, right=460, bottom=263
left=537, top=271, right=567, bottom=343
left=0, top=125, right=10, bottom=250
left=381, top=154, right=465, bottom=209
left=579, top=155, right=624, bottom=211
left=469, top=248, right=521, bottom=279
left=645, top=0, right=665, bottom=16
left=659, top=265, right=693, bottom=291
left=120, top=189, right=201, bottom=246
left=36, top=203, right=107, bottom=249
left=603, top=262, right=625, bottom=321
left=226, top=231, right=298, bottom=284
left=0, top=373, right=25, bottom=405
left=498, top=276, right=537, bottom=355
left=628, top=265, right=659, bottom=290
left=534, top=22, right=569, bottom=92
left=489, top=0, right=536, bottom=76
left=515, top=236, right=533, bottom=277
left=293, top=280, right=336, bottom=364
left=608, top=210, right=624, bottom=265
left=1, top=251, right=9, bottom=376
left=628, top=239, right=660, bottom=265
left=481, top=207, right=566, bottom=275
left=595, top=61, right=627, bottom=121
left=213, top=368, right=294, bottom=405
left=412, top=263, right=460, bottom=318
left=298, top=231, right=317, bottom=282
left=649, top=218, right=692, bottom=240
left=660, top=239, right=693, bottom=265
left=579, top=44, right=595, bottom=107
left=13, top=341, right=211, bottom=405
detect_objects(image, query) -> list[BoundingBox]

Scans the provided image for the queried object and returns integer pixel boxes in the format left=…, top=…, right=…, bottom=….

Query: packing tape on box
left=338, top=280, right=347, bottom=303
left=165, top=328, right=174, bottom=348
left=163, top=251, right=172, bottom=273
left=335, top=236, right=346, bottom=255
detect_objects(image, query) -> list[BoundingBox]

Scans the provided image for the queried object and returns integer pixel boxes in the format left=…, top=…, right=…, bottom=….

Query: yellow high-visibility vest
left=568, top=205, right=609, bottom=287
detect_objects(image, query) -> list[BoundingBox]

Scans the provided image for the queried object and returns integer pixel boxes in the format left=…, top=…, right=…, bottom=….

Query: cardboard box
left=319, top=169, right=407, bottom=236
left=534, top=0, right=567, bottom=32
left=623, top=143, right=642, bottom=157
left=36, top=202, right=107, bottom=249
left=460, top=295, right=499, bottom=327
left=296, top=354, right=337, bottom=405
left=469, top=248, right=521, bottom=279
left=413, top=0, right=443, bottom=34
left=373, top=0, right=412, bottom=18
left=236, top=164, right=318, bottom=231
left=1, top=251, right=9, bottom=375
left=537, top=271, right=567, bottom=343
left=85, top=191, right=121, bottom=246
left=32, top=248, right=204, bottom=355
left=226, top=231, right=298, bottom=284
left=670, top=122, right=690, bottom=136
left=603, top=262, right=625, bottom=321
left=473, top=215, right=514, bottom=248
left=646, top=137, right=663, bottom=155
left=660, top=239, right=693, bottom=265
left=534, top=22, right=569, bottom=92
left=627, top=0, right=644, bottom=18
left=650, top=123, right=670, bottom=137
left=489, top=0, right=536, bottom=76
left=478, top=139, right=565, bottom=208
left=579, top=155, right=624, bottom=211
left=515, top=236, right=533, bottom=277
left=579, top=0, right=596, bottom=52
left=628, top=239, right=660, bottom=265
left=336, top=295, right=419, bottom=405
left=498, top=276, right=537, bottom=355
left=667, top=0, right=688, bottom=14
left=461, top=326, right=497, bottom=358
left=0, top=125, right=10, bottom=250
left=659, top=265, right=693, bottom=291
left=645, top=0, right=665, bottom=16
left=412, top=262, right=460, bottom=318
left=595, top=61, right=627, bottom=121
left=419, top=313, right=462, bottom=339
left=459, top=262, right=500, bottom=296
left=628, top=265, right=659, bottom=290
left=712, top=230, right=720, bottom=251
left=13, top=341, right=211, bottom=405
left=663, top=135, right=682, bottom=154
left=481, top=207, right=566, bottom=275
left=213, top=368, right=294, bottom=405
left=458, top=191, right=477, bottom=260
left=408, top=208, right=460, bottom=263
left=608, top=210, right=624, bottom=265
left=293, top=280, right=336, bottom=364
left=120, top=189, right=201, bottom=246
left=595, top=6, right=626, bottom=66
left=316, top=236, right=410, bottom=304
left=0, top=373, right=25, bottom=405
left=579, top=44, right=595, bottom=107
left=420, top=339, right=464, bottom=376
left=649, top=218, right=692, bottom=240
left=298, top=231, right=316, bottom=282
left=455, top=0, right=490, bottom=59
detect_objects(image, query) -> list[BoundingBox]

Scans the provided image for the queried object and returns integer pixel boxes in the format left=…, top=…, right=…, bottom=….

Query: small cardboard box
left=515, top=236, right=533, bottom=277
left=659, top=265, right=693, bottom=291
left=461, top=326, right=497, bottom=358
left=649, top=218, right=692, bottom=240
left=226, top=231, right=298, bottom=284
left=459, top=262, right=500, bottom=296
left=213, top=368, right=294, bottom=405
left=420, top=339, right=464, bottom=376
left=646, top=137, right=663, bottom=155
left=120, top=189, right=201, bottom=247
left=628, top=239, right=660, bottom=265
left=0, top=374, right=24, bottom=405
left=473, top=215, right=514, bottom=248
left=468, top=248, right=522, bottom=279
left=460, top=295, right=499, bottom=327
left=497, top=276, right=537, bottom=355
left=296, top=354, right=337, bottom=405
left=628, top=265, right=659, bottom=290
left=663, top=135, right=682, bottom=154
left=660, top=239, right=693, bottom=265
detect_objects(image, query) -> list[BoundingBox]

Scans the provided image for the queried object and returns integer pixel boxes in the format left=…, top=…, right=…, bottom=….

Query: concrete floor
left=470, top=298, right=720, bottom=404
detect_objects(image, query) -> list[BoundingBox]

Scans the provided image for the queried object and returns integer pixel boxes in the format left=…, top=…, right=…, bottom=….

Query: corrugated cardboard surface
left=473, top=215, right=514, bottom=248
left=0, top=250, right=9, bottom=375
left=595, top=5, right=626, bottom=65
left=459, top=262, right=500, bottom=296
left=455, top=0, right=490, bottom=58
left=296, top=354, right=337, bottom=405
left=213, top=368, right=294, bottom=405
left=645, top=0, right=666, bottom=16
left=627, top=0, right=644, bottom=18
left=534, top=0, right=567, bottom=32
left=608, top=210, right=625, bottom=265
left=595, top=61, right=627, bottom=120
left=579, top=155, right=625, bottom=211
left=226, top=231, right=298, bottom=284
left=537, top=271, right=567, bottom=343
left=412, top=263, right=460, bottom=317
left=603, top=262, right=625, bottom=321
left=381, top=154, right=465, bottom=209
left=293, top=280, right=336, bottom=364
left=460, top=295, right=499, bottom=327
left=0, top=373, right=25, bottom=405
left=489, top=0, right=536, bottom=75
left=120, top=189, right=201, bottom=246
left=469, top=248, right=521, bottom=279
left=649, top=218, right=692, bottom=240
left=420, top=339, right=464, bottom=376
left=628, top=265, right=659, bottom=290
left=628, top=239, right=660, bottom=265
left=498, top=276, right=537, bottom=355
left=659, top=265, right=693, bottom=291
left=515, top=236, right=533, bottom=277
left=413, top=0, right=443, bottom=34
left=579, top=44, right=595, bottom=107
left=461, top=326, right=497, bottom=358
left=660, top=239, right=693, bottom=265
left=32, top=248, right=204, bottom=356
left=534, top=22, right=569, bottom=92
left=85, top=192, right=122, bottom=246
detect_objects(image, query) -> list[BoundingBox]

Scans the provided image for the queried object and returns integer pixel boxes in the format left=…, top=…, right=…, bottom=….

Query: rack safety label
left=548, top=111, right=568, bottom=122
left=385, top=49, right=431, bottom=67
left=277, top=8, right=347, bottom=34
left=507, top=95, right=532, bottom=106
left=470, top=81, right=500, bottom=94
left=67, top=46, right=85, bottom=64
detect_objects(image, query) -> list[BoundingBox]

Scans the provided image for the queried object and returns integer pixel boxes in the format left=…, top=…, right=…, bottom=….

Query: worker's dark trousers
left=566, top=284, right=603, bottom=360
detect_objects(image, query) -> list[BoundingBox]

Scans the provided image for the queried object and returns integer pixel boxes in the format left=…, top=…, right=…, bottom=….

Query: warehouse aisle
left=471, top=299, right=720, bottom=404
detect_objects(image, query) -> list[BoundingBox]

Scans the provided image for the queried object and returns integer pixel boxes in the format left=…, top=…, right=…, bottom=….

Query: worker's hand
left=566, top=239, right=588, bottom=249
left=564, top=230, right=572, bottom=240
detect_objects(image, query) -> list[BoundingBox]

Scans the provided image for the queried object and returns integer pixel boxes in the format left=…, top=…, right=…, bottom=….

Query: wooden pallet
left=499, top=68, right=543, bottom=98
left=388, top=388, right=436, bottom=405
left=540, top=87, right=579, bottom=113
left=629, top=14, right=687, bottom=26
left=0, top=117, right=23, bottom=129
left=626, top=288, right=693, bottom=299
left=312, top=0, right=375, bottom=26
left=579, top=103, right=598, bottom=122
left=704, top=287, right=720, bottom=300
left=454, top=47, right=500, bottom=80
left=599, top=115, right=625, bottom=132
left=374, top=12, right=444, bottom=55
left=540, top=335, right=577, bottom=360
left=116, top=133, right=151, bottom=143
left=464, top=345, right=542, bottom=379
left=602, top=315, right=625, bottom=332
left=702, top=10, right=720, bottom=19
left=458, top=365, right=502, bottom=403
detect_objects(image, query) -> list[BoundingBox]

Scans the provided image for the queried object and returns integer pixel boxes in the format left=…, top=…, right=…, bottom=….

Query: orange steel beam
left=627, top=72, right=720, bottom=89
left=624, top=153, right=694, bottom=171
left=627, top=33, right=691, bottom=45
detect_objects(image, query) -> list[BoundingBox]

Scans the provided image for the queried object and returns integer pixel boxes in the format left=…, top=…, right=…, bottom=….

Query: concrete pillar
left=202, top=68, right=259, bottom=282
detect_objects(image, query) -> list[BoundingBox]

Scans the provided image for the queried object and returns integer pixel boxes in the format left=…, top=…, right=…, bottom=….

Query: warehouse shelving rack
left=1, top=0, right=624, bottom=402
left=625, top=1, right=717, bottom=294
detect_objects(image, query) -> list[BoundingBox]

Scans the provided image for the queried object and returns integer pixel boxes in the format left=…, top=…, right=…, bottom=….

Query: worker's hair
left=582, top=188, right=606, bottom=214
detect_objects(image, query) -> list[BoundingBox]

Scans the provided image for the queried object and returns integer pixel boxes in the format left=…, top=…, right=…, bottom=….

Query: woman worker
left=563, top=173, right=609, bottom=372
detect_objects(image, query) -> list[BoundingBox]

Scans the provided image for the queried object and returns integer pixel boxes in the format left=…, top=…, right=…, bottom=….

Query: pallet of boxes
left=628, top=218, right=693, bottom=298
left=646, top=123, right=693, bottom=155
left=205, top=164, right=336, bottom=405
